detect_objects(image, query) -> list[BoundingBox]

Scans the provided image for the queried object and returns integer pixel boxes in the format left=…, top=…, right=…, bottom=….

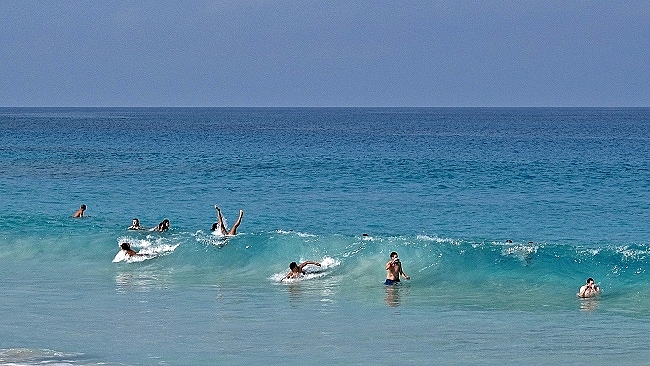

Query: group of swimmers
left=74, top=204, right=172, bottom=232
left=73, top=204, right=243, bottom=234
left=285, top=255, right=600, bottom=297
left=128, top=218, right=170, bottom=232
left=74, top=204, right=601, bottom=292
left=73, top=204, right=244, bottom=258
left=74, top=204, right=242, bottom=234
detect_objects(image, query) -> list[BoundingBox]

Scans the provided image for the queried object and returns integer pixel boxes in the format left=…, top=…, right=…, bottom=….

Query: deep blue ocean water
left=1, top=107, right=649, bottom=365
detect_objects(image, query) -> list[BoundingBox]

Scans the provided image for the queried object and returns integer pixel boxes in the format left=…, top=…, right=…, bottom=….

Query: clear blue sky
left=1, top=1, right=648, bottom=107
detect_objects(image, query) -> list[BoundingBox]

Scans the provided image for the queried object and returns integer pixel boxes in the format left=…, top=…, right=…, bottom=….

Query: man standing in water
left=578, top=278, right=601, bottom=298
left=385, top=251, right=410, bottom=285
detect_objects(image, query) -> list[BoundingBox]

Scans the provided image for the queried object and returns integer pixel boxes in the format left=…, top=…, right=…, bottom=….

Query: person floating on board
left=119, top=242, right=142, bottom=257
left=72, top=204, right=86, bottom=218
left=385, top=251, right=410, bottom=285
left=281, top=261, right=321, bottom=281
left=578, top=278, right=601, bottom=298
left=211, top=205, right=244, bottom=236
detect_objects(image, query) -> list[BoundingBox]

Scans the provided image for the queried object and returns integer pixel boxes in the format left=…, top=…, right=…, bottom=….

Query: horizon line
left=1, top=105, right=648, bottom=109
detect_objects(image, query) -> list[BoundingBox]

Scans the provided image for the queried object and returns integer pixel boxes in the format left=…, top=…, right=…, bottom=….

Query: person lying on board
left=281, top=261, right=321, bottom=281
left=119, top=242, right=142, bottom=257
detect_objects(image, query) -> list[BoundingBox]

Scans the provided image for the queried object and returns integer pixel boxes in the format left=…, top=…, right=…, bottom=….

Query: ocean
left=1, top=107, right=649, bottom=365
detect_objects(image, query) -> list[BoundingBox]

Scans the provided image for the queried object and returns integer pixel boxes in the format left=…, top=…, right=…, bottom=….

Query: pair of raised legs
left=213, top=206, right=244, bottom=235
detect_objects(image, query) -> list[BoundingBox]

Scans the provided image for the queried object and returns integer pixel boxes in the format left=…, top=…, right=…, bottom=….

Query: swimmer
left=211, top=206, right=244, bottom=236
left=153, top=219, right=170, bottom=232
left=578, top=278, right=601, bottom=298
left=72, top=204, right=86, bottom=218
left=385, top=251, right=410, bottom=285
left=281, top=261, right=321, bottom=281
left=128, top=218, right=145, bottom=230
left=119, top=242, right=141, bottom=257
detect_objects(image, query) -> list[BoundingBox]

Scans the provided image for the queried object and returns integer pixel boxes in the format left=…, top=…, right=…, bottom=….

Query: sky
left=0, top=1, right=648, bottom=107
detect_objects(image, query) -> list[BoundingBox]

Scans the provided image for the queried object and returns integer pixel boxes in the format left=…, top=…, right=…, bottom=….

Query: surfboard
left=112, top=250, right=129, bottom=263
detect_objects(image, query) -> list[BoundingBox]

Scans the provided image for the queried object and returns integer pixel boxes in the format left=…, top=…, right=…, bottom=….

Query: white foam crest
left=500, top=243, right=539, bottom=264
left=210, top=228, right=236, bottom=238
left=190, top=230, right=228, bottom=248
left=586, top=248, right=602, bottom=256
left=616, top=245, right=649, bottom=261
left=271, top=271, right=330, bottom=283
left=275, top=229, right=317, bottom=237
left=576, top=247, right=601, bottom=257
left=116, top=235, right=168, bottom=249
left=316, top=256, right=340, bottom=270
left=138, top=243, right=179, bottom=256
left=416, top=235, right=459, bottom=245
left=501, top=244, right=539, bottom=256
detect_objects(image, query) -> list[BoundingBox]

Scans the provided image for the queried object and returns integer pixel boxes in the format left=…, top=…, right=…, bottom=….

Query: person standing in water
left=578, top=278, right=601, bottom=298
left=385, top=251, right=410, bottom=285
left=211, top=205, right=244, bottom=236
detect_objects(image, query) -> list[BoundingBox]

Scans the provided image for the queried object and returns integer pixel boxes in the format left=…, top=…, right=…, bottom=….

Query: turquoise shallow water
left=1, top=107, right=649, bottom=365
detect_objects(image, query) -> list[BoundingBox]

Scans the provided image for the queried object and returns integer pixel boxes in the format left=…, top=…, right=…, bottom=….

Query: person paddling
left=281, top=261, right=321, bottom=281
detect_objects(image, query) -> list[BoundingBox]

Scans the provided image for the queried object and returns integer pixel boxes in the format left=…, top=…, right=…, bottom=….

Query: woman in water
left=153, top=219, right=170, bottom=232
left=72, top=204, right=86, bottom=218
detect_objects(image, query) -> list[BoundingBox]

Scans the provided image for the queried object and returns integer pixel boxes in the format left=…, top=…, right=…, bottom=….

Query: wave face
left=3, top=224, right=650, bottom=313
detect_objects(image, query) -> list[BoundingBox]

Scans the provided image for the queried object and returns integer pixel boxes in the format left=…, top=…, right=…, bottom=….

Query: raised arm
left=298, top=261, right=321, bottom=270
